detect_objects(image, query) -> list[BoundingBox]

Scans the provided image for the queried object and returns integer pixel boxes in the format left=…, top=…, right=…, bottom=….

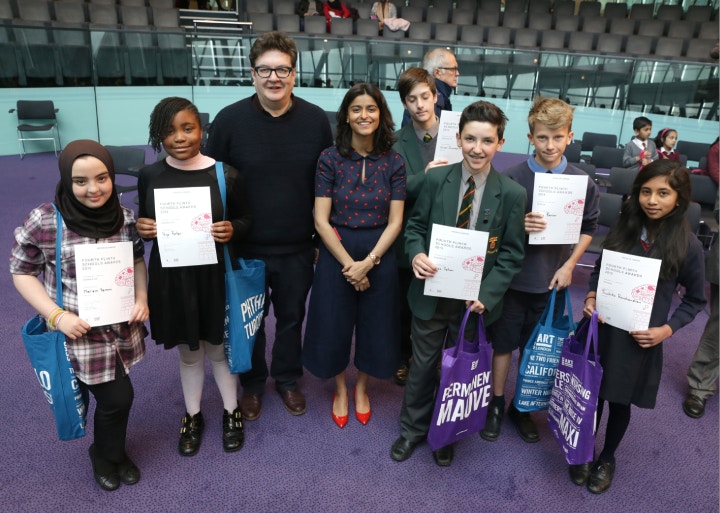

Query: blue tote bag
left=514, top=287, right=576, bottom=412
left=216, top=163, right=265, bottom=374
left=427, top=307, right=493, bottom=451
left=21, top=205, right=88, bottom=441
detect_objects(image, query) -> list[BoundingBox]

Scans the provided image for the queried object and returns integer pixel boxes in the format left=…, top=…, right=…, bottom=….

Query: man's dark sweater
left=205, top=95, right=333, bottom=255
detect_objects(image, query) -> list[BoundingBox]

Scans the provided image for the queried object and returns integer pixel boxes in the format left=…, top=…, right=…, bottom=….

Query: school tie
left=456, top=175, right=475, bottom=229
left=423, top=133, right=432, bottom=143
left=640, top=142, right=647, bottom=169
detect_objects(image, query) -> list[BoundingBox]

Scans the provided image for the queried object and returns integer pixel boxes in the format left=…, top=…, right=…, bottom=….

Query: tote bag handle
left=583, top=311, right=599, bottom=360
left=213, top=162, right=235, bottom=276
left=541, top=286, right=574, bottom=330
left=452, top=306, right=488, bottom=358
left=51, top=203, right=64, bottom=309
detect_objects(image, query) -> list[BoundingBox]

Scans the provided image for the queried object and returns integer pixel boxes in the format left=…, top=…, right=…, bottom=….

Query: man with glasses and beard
left=206, top=31, right=333, bottom=423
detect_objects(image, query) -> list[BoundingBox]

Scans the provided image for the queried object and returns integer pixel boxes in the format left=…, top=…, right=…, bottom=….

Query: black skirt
left=148, top=248, right=226, bottom=350
left=597, top=323, right=663, bottom=408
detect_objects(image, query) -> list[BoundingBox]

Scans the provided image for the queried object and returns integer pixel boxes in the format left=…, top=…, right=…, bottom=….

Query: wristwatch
left=368, top=253, right=381, bottom=265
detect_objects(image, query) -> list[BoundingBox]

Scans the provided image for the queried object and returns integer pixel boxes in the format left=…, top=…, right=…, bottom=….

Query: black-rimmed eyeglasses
left=253, top=66, right=294, bottom=78
left=437, top=66, right=460, bottom=74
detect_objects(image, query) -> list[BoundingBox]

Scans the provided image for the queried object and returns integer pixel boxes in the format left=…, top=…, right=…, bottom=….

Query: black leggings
left=595, top=400, right=632, bottom=462
left=81, top=360, right=134, bottom=468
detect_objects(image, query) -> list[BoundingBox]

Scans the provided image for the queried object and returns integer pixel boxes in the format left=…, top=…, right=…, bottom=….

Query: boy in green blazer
left=391, top=101, right=526, bottom=467
left=392, top=67, right=451, bottom=385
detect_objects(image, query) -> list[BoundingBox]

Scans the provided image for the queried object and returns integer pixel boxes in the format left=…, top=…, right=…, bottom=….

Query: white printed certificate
left=596, top=249, right=662, bottom=332
left=433, top=110, right=463, bottom=165
left=424, top=223, right=489, bottom=301
left=529, top=173, right=587, bottom=245
left=75, top=241, right=135, bottom=327
left=155, top=187, right=218, bottom=268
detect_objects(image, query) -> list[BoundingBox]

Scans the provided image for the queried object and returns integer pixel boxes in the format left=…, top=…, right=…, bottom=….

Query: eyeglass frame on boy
left=253, top=66, right=295, bottom=78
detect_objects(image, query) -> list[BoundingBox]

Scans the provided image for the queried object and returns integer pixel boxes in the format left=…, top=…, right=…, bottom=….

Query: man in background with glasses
left=401, top=48, right=459, bottom=128
left=206, top=31, right=333, bottom=423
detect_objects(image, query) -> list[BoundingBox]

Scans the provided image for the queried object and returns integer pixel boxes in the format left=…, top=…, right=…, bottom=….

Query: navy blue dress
left=303, top=146, right=406, bottom=379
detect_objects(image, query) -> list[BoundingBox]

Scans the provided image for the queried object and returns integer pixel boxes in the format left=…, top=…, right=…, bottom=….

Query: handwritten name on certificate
left=424, top=223, right=489, bottom=301
left=155, top=187, right=218, bottom=268
left=596, top=249, right=661, bottom=332
left=433, top=110, right=463, bottom=165
left=75, top=241, right=134, bottom=327
left=529, top=173, right=587, bottom=245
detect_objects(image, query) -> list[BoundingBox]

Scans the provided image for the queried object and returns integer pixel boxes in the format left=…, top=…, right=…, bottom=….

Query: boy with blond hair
left=480, top=97, right=599, bottom=455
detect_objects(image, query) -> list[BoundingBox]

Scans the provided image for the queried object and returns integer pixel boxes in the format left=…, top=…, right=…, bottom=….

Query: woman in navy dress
left=303, top=83, right=406, bottom=428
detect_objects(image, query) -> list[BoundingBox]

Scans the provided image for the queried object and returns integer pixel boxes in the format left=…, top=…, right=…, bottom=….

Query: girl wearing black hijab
left=10, top=140, right=149, bottom=492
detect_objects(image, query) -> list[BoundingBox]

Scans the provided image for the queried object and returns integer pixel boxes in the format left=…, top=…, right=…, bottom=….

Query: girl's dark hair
left=335, top=82, right=395, bottom=158
left=148, top=97, right=201, bottom=152
left=604, top=159, right=691, bottom=280
left=653, top=127, right=676, bottom=149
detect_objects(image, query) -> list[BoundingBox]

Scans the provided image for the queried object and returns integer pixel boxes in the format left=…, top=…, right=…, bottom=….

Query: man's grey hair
left=422, top=48, right=454, bottom=73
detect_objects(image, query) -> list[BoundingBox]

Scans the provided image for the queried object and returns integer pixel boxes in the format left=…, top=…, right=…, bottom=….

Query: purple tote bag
left=548, top=312, right=603, bottom=465
left=427, top=307, right=493, bottom=451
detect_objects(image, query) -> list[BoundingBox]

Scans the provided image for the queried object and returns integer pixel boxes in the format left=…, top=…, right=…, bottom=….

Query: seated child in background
left=371, top=0, right=410, bottom=32
left=623, top=116, right=658, bottom=171
left=654, top=128, right=680, bottom=161
left=323, top=0, right=351, bottom=31
left=297, top=0, right=323, bottom=16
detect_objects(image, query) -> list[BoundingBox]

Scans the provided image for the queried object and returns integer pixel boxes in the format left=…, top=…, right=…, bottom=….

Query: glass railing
left=3, top=23, right=718, bottom=122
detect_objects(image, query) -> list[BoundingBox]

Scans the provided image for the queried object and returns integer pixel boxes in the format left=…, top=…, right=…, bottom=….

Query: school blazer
left=405, top=162, right=527, bottom=325
left=392, top=123, right=431, bottom=267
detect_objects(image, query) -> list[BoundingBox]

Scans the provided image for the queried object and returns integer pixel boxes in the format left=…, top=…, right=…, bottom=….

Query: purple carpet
left=0, top=150, right=717, bottom=513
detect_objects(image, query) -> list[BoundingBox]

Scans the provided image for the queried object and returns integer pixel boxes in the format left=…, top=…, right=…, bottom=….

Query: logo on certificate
left=191, top=213, right=213, bottom=233
left=115, top=267, right=135, bottom=287
left=564, top=199, right=584, bottom=216
left=462, top=255, right=485, bottom=274
left=631, top=284, right=656, bottom=304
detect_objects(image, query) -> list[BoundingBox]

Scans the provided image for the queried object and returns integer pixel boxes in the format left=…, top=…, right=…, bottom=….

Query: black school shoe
left=480, top=404, right=504, bottom=441
left=394, top=362, right=410, bottom=386
left=178, top=411, right=204, bottom=456
left=117, top=456, right=141, bottom=485
left=88, top=445, right=120, bottom=492
left=569, top=462, right=592, bottom=485
left=587, top=458, right=616, bottom=494
left=432, top=444, right=454, bottom=467
left=222, top=406, right=245, bottom=452
left=682, top=393, right=706, bottom=419
left=507, top=403, right=539, bottom=443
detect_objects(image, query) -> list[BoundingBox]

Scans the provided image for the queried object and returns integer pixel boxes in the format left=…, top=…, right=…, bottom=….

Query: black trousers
left=81, top=359, right=134, bottom=468
left=397, top=268, right=414, bottom=363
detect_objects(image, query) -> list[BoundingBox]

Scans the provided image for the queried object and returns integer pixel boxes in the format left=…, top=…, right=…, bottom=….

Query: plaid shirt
left=10, top=203, right=146, bottom=385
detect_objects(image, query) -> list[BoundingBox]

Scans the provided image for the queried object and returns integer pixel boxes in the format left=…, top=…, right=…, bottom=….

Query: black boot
left=178, top=412, right=204, bottom=457
left=222, top=405, right=245, bottom=452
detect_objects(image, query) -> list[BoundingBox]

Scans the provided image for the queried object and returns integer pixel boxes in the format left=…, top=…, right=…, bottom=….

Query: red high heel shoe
left=354, top=387, right=371, bottom=425
left=332, top=393, right=348, bottom=429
